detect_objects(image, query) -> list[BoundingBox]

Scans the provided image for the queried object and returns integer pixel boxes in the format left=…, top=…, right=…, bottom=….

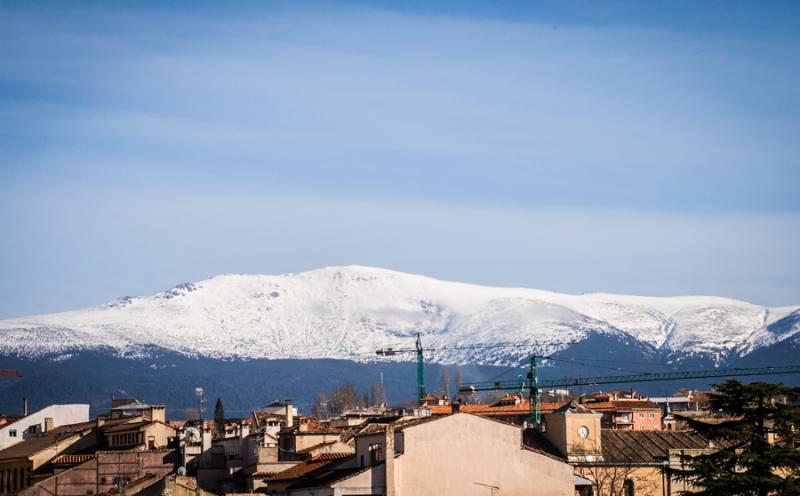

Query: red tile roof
left=429, top=401, right=566, bottom=417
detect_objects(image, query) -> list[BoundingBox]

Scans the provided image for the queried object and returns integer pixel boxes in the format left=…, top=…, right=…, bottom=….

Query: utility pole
left=415, top=332, right=425, bottom=401
left=527, top=355, right=540, bottom=425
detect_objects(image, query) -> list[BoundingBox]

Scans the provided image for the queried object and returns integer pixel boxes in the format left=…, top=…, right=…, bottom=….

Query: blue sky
left=1, top=1, right=798, bottom=318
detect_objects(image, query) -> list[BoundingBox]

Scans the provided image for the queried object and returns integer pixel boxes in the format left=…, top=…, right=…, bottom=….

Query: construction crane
left=375, top=333, right=572, bottom=402
left=0, top=369, right=22, bottom=378
left=459, top=362, right=800, bottom=425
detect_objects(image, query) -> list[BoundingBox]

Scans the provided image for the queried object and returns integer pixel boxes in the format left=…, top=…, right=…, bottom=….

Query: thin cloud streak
left=0, top=2, right=798, bottom=316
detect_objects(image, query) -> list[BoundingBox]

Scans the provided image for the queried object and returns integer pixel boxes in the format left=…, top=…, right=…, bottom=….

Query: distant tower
left=194, top=387, right=207, bottom=419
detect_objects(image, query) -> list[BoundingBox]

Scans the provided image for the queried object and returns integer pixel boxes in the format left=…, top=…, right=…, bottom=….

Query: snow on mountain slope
left=0, top=266, right=795, bottom=364
left=739, top=308, right=800, bottom=355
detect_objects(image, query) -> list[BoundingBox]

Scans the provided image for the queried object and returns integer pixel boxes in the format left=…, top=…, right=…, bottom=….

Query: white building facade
left=0, top=404, right=90, bottom=450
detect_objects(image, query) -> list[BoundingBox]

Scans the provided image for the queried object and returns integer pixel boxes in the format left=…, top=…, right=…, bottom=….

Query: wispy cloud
left=0, top=2, right=798, bottom=316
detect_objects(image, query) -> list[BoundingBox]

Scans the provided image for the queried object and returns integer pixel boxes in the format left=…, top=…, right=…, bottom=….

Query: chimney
left=97, top=417, right=106, bottom=428
left=23, top=397, right=28, bottom=416
left=44, top=417, right=54, bottom=432
left=285, top=402, right=294, bottom=428
left=385, top=424, right=395, bottom=496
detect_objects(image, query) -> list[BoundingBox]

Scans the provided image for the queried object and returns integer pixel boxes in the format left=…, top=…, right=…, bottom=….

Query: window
left=368, top=443, right=383, bottom=465
left=623, top=478, right=635, bottom=496
left=648, top=413, right=656, bottom=419
left=8, top=429, right=17, bottom=438
left=638, top=413, right=645, bottom=419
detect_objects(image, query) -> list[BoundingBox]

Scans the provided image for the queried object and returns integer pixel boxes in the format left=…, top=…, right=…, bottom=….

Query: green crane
left=375, top=333, right=572, bottom=403
left=460, top=363, right=800, bottom=425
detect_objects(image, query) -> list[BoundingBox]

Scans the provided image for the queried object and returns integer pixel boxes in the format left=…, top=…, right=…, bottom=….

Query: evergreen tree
left=667, top=380, right=800, bottom=496
left=214, top=397, right=225, bottom=436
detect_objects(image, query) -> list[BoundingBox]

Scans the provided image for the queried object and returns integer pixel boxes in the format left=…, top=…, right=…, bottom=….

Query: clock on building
left=577, top=425, right=589, bottom=439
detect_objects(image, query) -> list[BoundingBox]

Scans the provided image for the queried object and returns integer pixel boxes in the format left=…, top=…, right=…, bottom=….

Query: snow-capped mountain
left=1, top=266, right=797, bottom=366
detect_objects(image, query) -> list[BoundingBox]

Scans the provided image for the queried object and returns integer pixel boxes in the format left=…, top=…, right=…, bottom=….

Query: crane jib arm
left=459, top=365, right=800, bottom=393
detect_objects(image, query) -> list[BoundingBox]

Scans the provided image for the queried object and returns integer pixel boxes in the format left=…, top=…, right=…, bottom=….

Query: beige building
left=102, top=419, right=176, bottom=450
left=0, top=423, right=91, bottom=495
left=278, top=417, right=342, bottom=454
left=266, top=412, right=575, bottom=495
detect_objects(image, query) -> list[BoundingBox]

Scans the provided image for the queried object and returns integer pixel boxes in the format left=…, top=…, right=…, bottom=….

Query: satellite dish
left=185, top=427, right=201, bottom=442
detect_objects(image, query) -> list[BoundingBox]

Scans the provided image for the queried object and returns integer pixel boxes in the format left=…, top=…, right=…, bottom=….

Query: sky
left=0, top=1, right=799, bottom=318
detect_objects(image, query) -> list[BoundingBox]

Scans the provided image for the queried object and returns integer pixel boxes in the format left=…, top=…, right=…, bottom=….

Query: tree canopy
left=668, top=380, right=800, bottom=496
left=214, top=397, right=225, bottom=434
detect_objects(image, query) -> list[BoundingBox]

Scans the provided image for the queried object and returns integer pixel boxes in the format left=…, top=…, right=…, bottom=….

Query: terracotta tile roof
left=252, top=471, right=281, bottom=478
left=51, top=454, right=95, bottom=465
left=599, top=430, right=710, bottom=464
left=429, top=401, right=566, bottom=417
left=428, top=405, right=453, bottom=415
left=310, top=452, right=354, bottom=461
